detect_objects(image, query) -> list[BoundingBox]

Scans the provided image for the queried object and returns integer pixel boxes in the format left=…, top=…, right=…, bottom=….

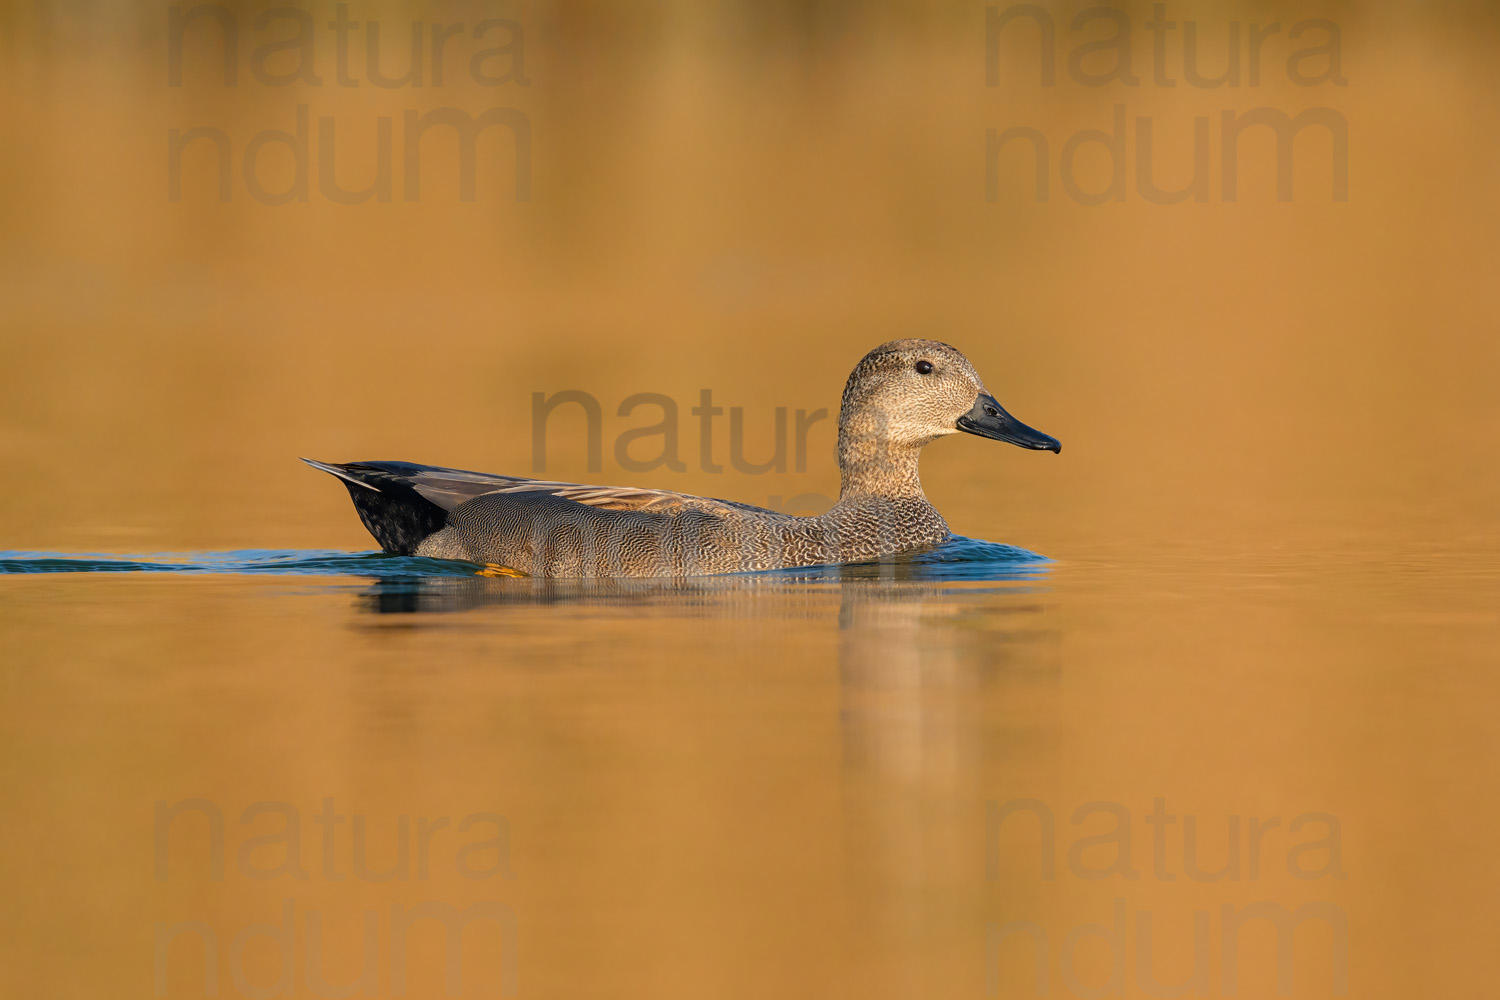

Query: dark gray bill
left=956, top=394, right=1061, bottom=453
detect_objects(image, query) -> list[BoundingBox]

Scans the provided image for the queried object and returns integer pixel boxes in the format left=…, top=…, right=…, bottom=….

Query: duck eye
left=914, top=360, right=934, bottom=375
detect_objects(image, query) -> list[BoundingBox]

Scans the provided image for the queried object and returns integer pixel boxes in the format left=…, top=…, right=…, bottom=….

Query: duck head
left=839, top=339, right=1061, bottom=456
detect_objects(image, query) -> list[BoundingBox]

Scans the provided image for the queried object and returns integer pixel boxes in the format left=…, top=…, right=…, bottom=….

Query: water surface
left=4, top=531, right=1498, bottom=998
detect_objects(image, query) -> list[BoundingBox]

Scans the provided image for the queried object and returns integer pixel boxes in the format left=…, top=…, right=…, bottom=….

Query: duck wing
left=301, top=459, right=763, bottom=516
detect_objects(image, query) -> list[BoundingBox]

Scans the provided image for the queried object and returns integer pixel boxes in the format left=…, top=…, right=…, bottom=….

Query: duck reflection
left=354, top=555, right=1059, bottom=771
left=353, top=558, right=1057, bottom=784
left=354, top=557, right=1059, bottom=997
left=830, top=569, right=1060, bottom=997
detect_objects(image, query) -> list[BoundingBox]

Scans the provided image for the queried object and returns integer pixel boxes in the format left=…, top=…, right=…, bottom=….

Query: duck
left=304, top=339, right=1060, bottom=577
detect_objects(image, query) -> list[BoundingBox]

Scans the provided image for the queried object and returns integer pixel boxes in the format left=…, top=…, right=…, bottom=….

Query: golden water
left=3, top=1, right=1499, bottom=997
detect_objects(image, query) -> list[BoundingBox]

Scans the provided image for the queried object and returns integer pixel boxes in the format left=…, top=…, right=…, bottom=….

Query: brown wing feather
left=401, top=465, right=746, bottom=515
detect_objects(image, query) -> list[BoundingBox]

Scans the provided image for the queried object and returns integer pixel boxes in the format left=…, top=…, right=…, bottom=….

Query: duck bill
left=956, top=394, right=1061, bottom=453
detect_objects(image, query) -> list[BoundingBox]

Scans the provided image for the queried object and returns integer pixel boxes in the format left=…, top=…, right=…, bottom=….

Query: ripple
left=0, top=549, right=484, bottom=578
left=0, top=536, right=1048, bottom=582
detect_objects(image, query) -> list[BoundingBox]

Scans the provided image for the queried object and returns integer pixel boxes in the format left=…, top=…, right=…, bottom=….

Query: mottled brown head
left=838, top=339, right=1060, bottom=454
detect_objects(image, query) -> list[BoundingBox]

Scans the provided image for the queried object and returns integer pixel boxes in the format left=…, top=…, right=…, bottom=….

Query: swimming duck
left=305, top=339, right=1059, bottom=577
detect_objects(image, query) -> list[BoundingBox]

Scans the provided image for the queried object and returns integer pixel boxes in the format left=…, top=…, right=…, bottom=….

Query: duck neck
left=836, top=424, right=927, bottom=501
